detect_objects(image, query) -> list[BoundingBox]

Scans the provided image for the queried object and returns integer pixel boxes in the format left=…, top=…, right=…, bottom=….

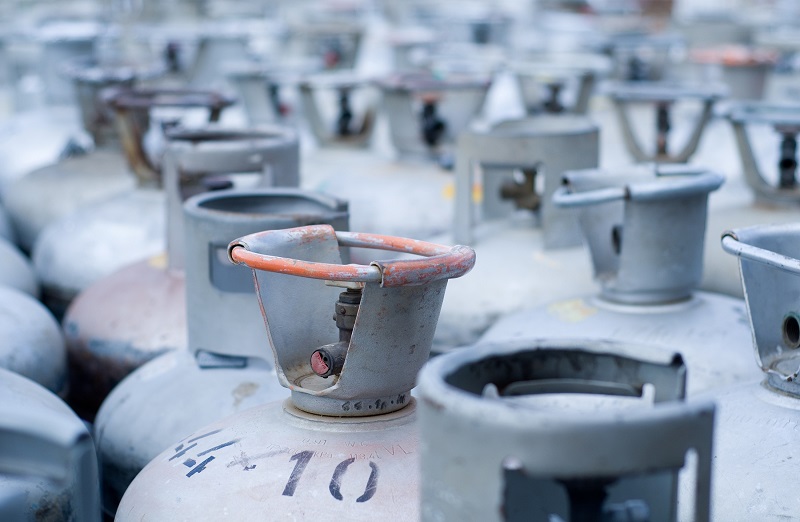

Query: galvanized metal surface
left=0, top=287, right=66, bottom=395
left=32, top=187, right=165, bottom=318
left=0, top=238, right=38, bottom=297
left=0, top=367, right=99, bottom=522
left=418, top=340, right=715, bottom=522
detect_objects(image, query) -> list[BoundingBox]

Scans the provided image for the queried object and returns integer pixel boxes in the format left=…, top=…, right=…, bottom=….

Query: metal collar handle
left=722, top=224, right=800, bottom=383
left=417, top=341, right=714, bottom=522
left=608, top=82, right=725, bottom=163
left=228, top=224, right=475, bottom=416
left=555, top=167, right=723, bottom=304
left=230, top=226, right=475, bottom=287
left=103, top=88, right=236, bottom=185
left=728, top=102, right=800, bottom=203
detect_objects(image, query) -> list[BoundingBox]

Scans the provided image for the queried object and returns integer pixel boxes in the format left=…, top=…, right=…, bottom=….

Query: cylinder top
left=722, top=223, right=800, bottom=394
left=228, top=225, right=475, bottom=417
left=556, top=165, right=723, bottom=305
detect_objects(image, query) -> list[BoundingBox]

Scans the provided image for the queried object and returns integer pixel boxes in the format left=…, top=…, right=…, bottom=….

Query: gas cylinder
left=703, top=102, right=800, bottom=298
left=429, top=115, right=599, bottom=350
left=31, top=88, right=235, bottom=318
left=4, top=61, right=140, bottom=252
left=0, top=107, right=83, bottom=195
left=418, top=339, right=716, bottom=521
left=62, top=125, right=300, bottom=419
left=607, top=81, right=727, bottom=164
left=0, top=367, right=100, bottom=521
left=0, top=237, right=37, bottom=297
left=115, top=225, right=475, bottom=521
left=0, top=287, right=65, bottom=394
left=482, top=166, right=759, bottom=394
left=509, top=52, right=611, bottom=116
left=376, top=71, right=491, bottom=163
left=94, top=188, right=348, bottom=515
left=298, top=72, right=378, bottom=148
left=688, top=223, right=800, bottom=521
left=688, top=46, right=777, bottom=101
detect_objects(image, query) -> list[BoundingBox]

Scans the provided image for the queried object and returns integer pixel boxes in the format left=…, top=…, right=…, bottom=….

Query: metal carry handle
left=229, top=226, right=475, bottom=287
left=552, top=185, right=626, bottom=207
left=721, top=232, right=800, bottom=276
left=104, top=88, right=236, bottom=120
left=553, top=170, right=724, bottom=208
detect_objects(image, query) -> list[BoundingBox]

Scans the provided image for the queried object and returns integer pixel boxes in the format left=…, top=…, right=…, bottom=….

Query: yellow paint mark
left=148, top=252, right=168, bottom=269
left=441, top=182, right=483, bottom=203
left=547, top=299, right=597, bottom=323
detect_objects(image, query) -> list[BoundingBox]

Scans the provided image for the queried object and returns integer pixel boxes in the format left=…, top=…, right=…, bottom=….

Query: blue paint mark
left=188, top=429, right=223, bottom=443
left=186, top=456, right=215, bottom=477
left=197, top=440, right=238, bottom=457
left=169, top=442, right=197, bottom=461
left=183, top=459, right=196, bottom=468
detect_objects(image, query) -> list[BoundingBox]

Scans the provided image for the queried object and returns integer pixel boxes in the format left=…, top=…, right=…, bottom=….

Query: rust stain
left=229, top=225, right=476, bottom=288
left=233, top=382, right=260, bottom=408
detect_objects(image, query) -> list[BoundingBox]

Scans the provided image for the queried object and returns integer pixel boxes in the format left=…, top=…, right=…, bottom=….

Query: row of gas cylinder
left=3, top=1, right=800, bottom=521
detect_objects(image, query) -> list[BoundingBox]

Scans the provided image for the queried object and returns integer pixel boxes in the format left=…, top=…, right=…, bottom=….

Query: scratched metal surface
left=116, top=399, right=419, bottom=521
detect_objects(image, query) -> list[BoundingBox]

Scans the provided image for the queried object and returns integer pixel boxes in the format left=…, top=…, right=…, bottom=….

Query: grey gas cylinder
left=4, top=61, right=146, bottom=252
left=431, top=115, right=599, bottom=350
left=0, top=237, right=38, bottom=297
left=376, top=71, right=491, bottom=161
left=685, top=223, right=800, bottom=521
left=418, top=339, right=715, bottom=522
left=703, top=102, right=800, bottom=298
left=482, top=165, right=760, bottom=394
left=94, top=187, right=348, bottom=516
left=0, top=367, right=100, bottom=521
left=114, top=225, right=474, bottom=521
left=510, top=52, right=612, bottom=115
left=31, top=88, right=235, bottom=319
left=63, top=125, right=300, bottom=420
left=0, top=287, right=65, bottom=394
left=298, top=71, right=378, bottom=148
left=607, top=81, right=727, bottom=164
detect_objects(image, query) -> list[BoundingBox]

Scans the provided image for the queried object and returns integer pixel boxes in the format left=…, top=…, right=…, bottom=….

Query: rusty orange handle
left=229, top=228, right=475, bottom=287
